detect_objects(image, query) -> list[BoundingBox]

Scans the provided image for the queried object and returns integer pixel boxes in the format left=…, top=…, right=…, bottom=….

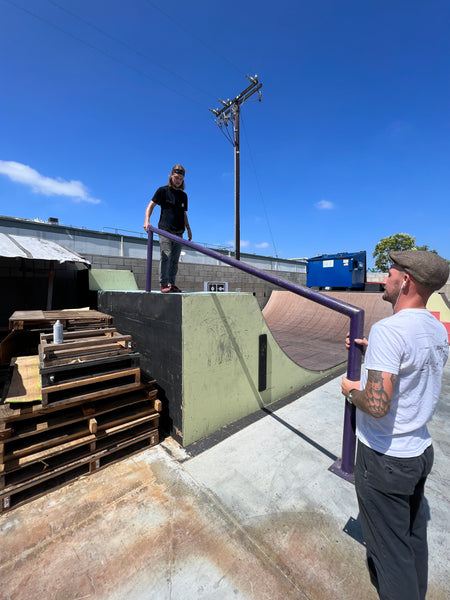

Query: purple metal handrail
left=146, top=226, right=364, bottom=481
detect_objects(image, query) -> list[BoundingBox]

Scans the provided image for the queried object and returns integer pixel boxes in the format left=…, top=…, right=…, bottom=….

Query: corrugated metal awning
left=0, top=233, right=90, bottom=265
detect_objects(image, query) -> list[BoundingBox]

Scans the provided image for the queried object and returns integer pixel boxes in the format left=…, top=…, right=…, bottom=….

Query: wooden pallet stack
left=0, top=324, right=161, bottom=513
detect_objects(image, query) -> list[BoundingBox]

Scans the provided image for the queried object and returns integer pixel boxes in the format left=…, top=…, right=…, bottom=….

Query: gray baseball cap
left=389, top=250, right=449, bottom=291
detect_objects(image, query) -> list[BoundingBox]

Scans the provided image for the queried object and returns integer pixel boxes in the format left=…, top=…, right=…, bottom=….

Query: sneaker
left=169, top=284, right=182, bottom=293
left=161, top=284, right=171, bottom=293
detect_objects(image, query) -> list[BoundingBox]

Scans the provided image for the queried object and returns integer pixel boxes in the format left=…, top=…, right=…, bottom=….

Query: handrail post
left=330, top=310, right=364, bottom=482
left=146, top=230, right=153, bottom=292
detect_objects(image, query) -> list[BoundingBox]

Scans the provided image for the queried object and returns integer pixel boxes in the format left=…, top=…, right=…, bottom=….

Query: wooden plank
left=41, top=340, right=134, bottom=362
left=40, top=328, right=117, bottom=342
left=43, top=310, right=112, bottom=322
left=41, top=334, right=133, bottom=356
left=5, top=356, right=41, bottom=404
left=0, top=427, right=13, bottom=441
left=41, top=380, right=144, bottom=410
left=41, top=330, right=128, bottom=346
left=40, top=347, right=136, bottom=368
left=9, top=310, right=113, bottom=332
left=9, top=311, right=44, bottom=330
left=3, top=427, right=92, bottom=462
left=41, top=367, right=140, bottom=397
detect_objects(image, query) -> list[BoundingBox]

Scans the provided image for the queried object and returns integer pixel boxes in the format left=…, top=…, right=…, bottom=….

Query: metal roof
left=0, top=233, right=90, bottom=265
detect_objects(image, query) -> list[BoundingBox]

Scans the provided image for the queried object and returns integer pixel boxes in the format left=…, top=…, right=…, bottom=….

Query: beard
left=383, top=283, right=404, bottom=309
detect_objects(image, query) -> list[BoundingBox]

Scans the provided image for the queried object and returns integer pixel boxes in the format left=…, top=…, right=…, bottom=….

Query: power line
left=240, top=112, right=279, bottom=258
left=143, top=0, right=247, bottom=78
left=2, top=0, right=207, bottom=107
left=46, top=0, right=219, bottom=102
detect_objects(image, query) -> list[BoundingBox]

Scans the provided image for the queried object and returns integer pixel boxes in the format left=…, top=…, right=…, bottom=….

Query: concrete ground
left=1, top=362, right=449, bottom=600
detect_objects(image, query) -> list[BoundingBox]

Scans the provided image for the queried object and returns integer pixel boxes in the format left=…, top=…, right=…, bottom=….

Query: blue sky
left=1, top=0, right=449, bottom=268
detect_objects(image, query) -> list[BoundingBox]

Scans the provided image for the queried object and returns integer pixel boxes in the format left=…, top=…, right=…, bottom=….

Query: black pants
left=355, top=442, right=434, bottom=600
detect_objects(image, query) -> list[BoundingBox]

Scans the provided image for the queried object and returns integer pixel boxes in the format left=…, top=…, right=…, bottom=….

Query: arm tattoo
left=362, top=370, right=397, bottom=417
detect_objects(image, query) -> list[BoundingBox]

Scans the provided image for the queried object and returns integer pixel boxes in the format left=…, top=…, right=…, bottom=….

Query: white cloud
left=315, top=199, right=334, bottom=210
left=255, top=242, right=269, bottom=249
left=226, top=239, right=251, bottom=248
left=0, top=160, right=101, bottom=204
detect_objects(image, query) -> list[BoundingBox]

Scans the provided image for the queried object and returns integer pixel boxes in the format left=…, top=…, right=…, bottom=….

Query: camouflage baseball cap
left=389, top=250, right=449, bottom=291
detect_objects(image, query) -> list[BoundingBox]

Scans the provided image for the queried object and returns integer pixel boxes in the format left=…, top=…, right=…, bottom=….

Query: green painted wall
left=89, top=269, right=138, bottom=291
left=181, top=293, right=343, bottom=446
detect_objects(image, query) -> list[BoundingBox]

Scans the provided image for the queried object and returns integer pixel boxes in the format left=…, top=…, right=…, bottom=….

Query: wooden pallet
left=0, top=379, right=155, bottom=420
left=0, top=427, right=159, bottom=513
left=39, top=328, right=136, bottom=367
left=41, top=365, right=141, bottom=407
left=1, top=409, right=159, bottom=476
left=0, top=388, right=161, bottom=474
left=0, top=322, right=162, bottom=513
left=9, top=309, right=113, bottom=332
left=5, top=351, right=143, bottom=409
left=0, top=386, right=161, bottom=434
left=39, top=352, right=141, bottom=388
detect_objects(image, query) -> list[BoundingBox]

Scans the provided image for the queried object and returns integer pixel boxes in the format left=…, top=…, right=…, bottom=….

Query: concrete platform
left=1, top=361, right=448, bottom=599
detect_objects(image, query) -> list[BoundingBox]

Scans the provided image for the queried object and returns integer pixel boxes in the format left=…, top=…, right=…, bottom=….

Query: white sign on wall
left=204, top=281, right=228, bottom=292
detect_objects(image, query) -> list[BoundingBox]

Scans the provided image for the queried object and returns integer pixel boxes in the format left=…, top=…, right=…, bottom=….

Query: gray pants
left=355, top=442, right=434, bottom=600
left=159, top=233, right=182, bottom=285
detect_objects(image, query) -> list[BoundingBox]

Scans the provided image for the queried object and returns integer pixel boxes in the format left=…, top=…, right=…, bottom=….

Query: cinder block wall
left=84, top=254, right=450, bottom=309
left=83, top=254, right=306, bottom=309
left=367, top=272, right=450, bottom=298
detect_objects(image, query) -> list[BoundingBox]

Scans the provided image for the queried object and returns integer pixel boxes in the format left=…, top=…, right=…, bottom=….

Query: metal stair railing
left=146, top=226, right=364, bottom=482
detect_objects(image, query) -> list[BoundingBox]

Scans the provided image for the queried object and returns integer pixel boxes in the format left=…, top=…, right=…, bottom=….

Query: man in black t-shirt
left=144, top=164, right=192, bottom=292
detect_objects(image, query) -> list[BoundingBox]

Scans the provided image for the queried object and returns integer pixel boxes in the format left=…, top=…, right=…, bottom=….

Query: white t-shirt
left=357, top=308, right=449, bottom=457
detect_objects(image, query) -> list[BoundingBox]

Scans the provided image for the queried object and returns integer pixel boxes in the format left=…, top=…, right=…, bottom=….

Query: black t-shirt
left=152, top=185, right=188, bottom=234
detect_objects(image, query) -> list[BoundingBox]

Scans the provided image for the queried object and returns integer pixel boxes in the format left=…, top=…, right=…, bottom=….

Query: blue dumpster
left=307, top=251, right=366, bottom=289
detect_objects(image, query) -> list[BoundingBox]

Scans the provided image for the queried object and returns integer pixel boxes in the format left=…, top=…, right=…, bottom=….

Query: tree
left=372, top=233, right=416, bottom=272
left=415, top=244, right=437, bottom=254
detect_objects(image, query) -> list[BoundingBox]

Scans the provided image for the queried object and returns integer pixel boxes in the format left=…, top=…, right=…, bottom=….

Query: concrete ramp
left=263, top=291, right=392, bottom=371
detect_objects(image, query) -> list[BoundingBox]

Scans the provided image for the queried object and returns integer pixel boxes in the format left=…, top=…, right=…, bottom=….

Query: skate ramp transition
left=262, top=291, right=393, bottom=371
left=263, top=290, right=450, bottom=370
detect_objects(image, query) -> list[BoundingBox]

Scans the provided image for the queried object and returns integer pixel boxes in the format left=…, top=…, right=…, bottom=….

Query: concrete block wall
left=81, top=253, right=450, bottom=308
left=367, top=272, right=450, bottom=298
left=83, top=253, right=306, bottom=309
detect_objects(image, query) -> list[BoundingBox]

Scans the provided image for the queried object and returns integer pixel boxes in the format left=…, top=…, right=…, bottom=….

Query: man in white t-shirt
left=342, top=250, right=449, bottom=600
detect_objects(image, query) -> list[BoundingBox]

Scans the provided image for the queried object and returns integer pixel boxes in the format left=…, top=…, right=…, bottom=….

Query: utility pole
left=210, top=75, right=262, bottom=260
